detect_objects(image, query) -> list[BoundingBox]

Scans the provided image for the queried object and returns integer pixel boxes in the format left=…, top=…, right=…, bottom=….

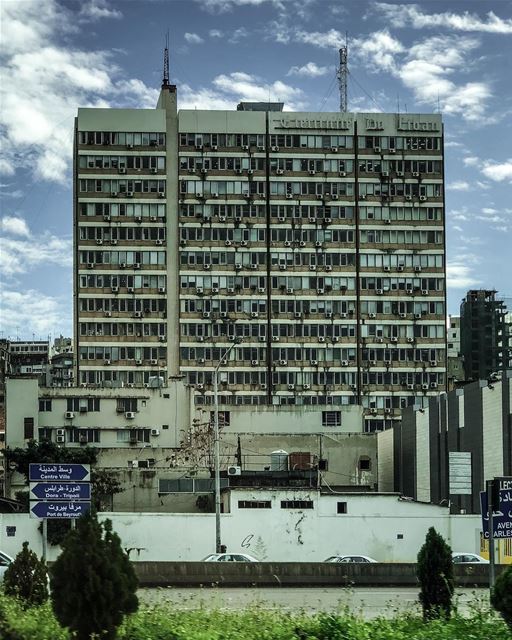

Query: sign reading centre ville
left=29, top=464, right=91, bottom=520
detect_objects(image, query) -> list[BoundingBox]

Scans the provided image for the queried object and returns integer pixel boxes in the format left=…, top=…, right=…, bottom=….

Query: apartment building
left=75, top=81, right=446, bottom=432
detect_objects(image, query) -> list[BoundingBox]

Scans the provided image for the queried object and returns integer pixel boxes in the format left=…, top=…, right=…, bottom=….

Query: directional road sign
left=29, top=463, right=90, bottom=482
left=30, top=482, right=91, bottom=501
left=480, top=490, right=512, bottom=539
left=30, top=501, right=91, bottom=519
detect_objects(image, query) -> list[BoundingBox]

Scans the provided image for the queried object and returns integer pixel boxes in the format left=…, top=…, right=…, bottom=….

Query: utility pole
left=337, top=34, right=348, bottom=113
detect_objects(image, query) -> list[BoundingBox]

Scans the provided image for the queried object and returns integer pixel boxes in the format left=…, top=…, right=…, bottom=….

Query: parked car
left=452, top=552, right=489, bottom=564
left=324, top=555, right=377, bottom=563
left=202, top=553, right=259, bottom=562
left=0, top=550, right=13, bottom=581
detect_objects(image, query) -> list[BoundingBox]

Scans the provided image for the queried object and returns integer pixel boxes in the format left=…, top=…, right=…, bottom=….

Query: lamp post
left=213, top=338, right=241, bottom=553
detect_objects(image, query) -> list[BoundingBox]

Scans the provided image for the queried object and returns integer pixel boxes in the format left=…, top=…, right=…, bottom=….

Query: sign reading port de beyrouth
left=30, top=501, right=91, bottom=519
left=29, top=463, right=90, bottom=482
left=29, top=482, right=91, bottom=501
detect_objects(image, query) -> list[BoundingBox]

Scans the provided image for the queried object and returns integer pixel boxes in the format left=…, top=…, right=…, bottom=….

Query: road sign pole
left=487, top=480, right=495, bottom=590
left=42, top=518, right=47, bottom=563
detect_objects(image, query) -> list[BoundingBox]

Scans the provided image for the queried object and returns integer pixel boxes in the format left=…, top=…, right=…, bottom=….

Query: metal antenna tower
left=337, top=34, right=348, bottom=112
left=162, top=31, right=170, bottom=88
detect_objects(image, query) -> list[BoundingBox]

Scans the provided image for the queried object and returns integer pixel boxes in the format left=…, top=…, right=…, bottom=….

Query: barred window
left=280, top=500, right=313, bottom=509
left=238, top=500, right=271, bottom=509
left=322, top=411, right=341, bottom=427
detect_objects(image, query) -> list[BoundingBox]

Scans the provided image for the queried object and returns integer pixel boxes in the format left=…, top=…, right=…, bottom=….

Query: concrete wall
left=0, top=493, right=479, bottom=564
left=377, top=428, right=393, bottom=492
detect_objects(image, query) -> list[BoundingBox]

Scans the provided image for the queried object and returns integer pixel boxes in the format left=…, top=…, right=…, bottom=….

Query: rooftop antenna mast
left=162, top=31, right=170, bottom=88
left=337, top=33, right=348, bottom=112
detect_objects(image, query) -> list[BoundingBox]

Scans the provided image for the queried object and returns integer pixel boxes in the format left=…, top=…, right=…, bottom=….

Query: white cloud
left=197, top=0, right=284, bottom=12
left=447, top=260, right=480, bottom=288
left=481, top=159, right=512, bottom=183
left=229, top=27, right=249, bottom=43
left=0, top=0, right=159, bottom=184
left=0, top=289, right=71, bottom=338
left=482, top=208, right=498, bottom=215
left=0, top=216, right=30, bottom=237
left=351, top=30, right=404, bottom=73
left=374, top=3, right=512, bottom=34
left=0, top=233, right=72, bottom=278
left=463, top=156, right=479, bottom=166
left=184, top=32, right=204, bottom=45
left=447, top=181, right=471, bottom=191
left=209, top=29, right=223, bottom=38
left=295, top=29, right=344, bottom=49
left=213, top=72, right=304, bottom=108
left=79, top=0, right=122, bottom=20
left=287, top=62, right=329, bottom=77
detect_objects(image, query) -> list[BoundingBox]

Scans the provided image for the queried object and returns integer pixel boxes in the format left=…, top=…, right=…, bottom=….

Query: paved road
left=139, top=587, right=489, bottom=618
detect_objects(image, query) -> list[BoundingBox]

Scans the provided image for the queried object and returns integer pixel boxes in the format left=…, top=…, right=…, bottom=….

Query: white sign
left=449, top=452, right=472, bottom=495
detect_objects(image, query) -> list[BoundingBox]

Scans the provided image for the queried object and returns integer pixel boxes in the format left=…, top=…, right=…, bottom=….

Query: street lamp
left=213, top=337, right=241, bottom=553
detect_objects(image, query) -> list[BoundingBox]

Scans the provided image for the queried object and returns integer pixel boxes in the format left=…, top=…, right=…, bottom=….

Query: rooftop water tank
left=270, top=450, right=288, bottom=471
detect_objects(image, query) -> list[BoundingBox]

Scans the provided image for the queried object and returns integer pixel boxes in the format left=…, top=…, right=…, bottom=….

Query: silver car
left=0, top=550, right=13, bottom=581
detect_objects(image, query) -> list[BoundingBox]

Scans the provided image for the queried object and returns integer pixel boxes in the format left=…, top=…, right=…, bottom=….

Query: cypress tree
left=417, top=527, right=454, bottom=621
left=50, top=512, right=138, bottom=640
left=3, top=541, right=48, bottom=607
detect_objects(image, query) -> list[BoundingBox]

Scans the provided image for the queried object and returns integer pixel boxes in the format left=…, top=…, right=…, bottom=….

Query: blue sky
left=1, top=0, right=511, bottom=340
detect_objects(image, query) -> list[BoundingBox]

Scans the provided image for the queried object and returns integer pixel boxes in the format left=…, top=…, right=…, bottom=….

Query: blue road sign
left=30, top=482, right=91, bottom=501
left=30, top=501, right=91, bottom=519
left=480, top=490, right=512, bottom=539
left=29, top=463, right=90, bottom=482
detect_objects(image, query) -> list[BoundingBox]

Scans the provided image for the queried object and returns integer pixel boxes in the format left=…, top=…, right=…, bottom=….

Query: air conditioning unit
left=406, top=288, right=413, bottom=295
left=133, top=311, right=142, bottom=318
left=276, top=169, right=284, bottom=175
left=421, top=383, right=429, bottom=391
left=134, top=263, right=141, bottom=270
left=259, top=336, right=266, bottom=342
left=110, top=239, right=118, bottom=245
left=405, top=195, right=412, bottom=201
left=203, top=312, right=211, bottom=318
left=399, top=313, right=406, bottom=319
left=384, top=360, right=391, bottom=366
left=397, top=266, right=404, bottom=272
left=376, top=289, right=383, bottom=295
left=279, top=360, right=287, bottom=366
left=204, top=264, right=211, bottom=270
left=381, top=171, right=389, bottom=177
left=325, top=312, right=333, bottom=319
left=225, top=240, right=232, bottom=246
left=258, top=287, right=265, bottom=294
left=219, top=216, right=226, bottom=222
left=419, top=195, right=427, bottom=201
left=430, top=382, right=438, bottom=389
left=391, top=337, right=398, bottom=343
left=412, top=172, right=420, bottom=177
left=126, top=191, right=134, bottom=198
left=310, top=360, right=318, bottom=366
left=196, top=383, right=204, bottom=390
left=104, top=359, right=111, bottom=366
left=150, top=359, right=158, bottom=365
left=332, top=194, right=339, bottom=200
left=286, top=193, right=293, bottom=199
left=324, top=217, right=332, bottom=224
left=158, top=287, right=166, bottom=294
left=125, top=411, right=136, bottom=419
left=271, top=146, right=279, bottom=152
left=212, top=145, right=218, bottom=151
left=198, top=358, right=205, bottom=364
left=319, top=336, right=326, bottom=343
left=414, top=266, right=422, bottom=272
left=339, top=171, right=346, bottom=177
left=294, top=312, right=302, bottom=319
left=227, top=287, right=235, bottom=294
left=389, top=148, right=396, bottom=154
left=421, top=289, right=428, bottom=296
left=251, top=360, right=259, bottom=366
left=155, top=239, right=163, bottom=246
left=227, top=465, right=242, bottom=476
left=240, top=240, right=248, bottom=247
left=235, top=263, right=242, bottom=270
left=331, top=146, right=338, bottom=152
left=360, top=194, right=367, bottom=199
left=341, top=360, right=349, bottom=366
left=272, top=336, right=280, bottom=342
left=56, top=435, right=65, bottom=444
left=286, top=288, right=294, bottom=294
left=384, top=266, right=391, bottom=272
left=340, top=312, right=347, bottom=318
left=374, top=147, right=381, bottom=153
left=64, top=411, right=74, bottom=419
left=384, top=408, right=391, bottom=415
left=251, top=312, right=259, bottom=318
left=135, top=359, right=143, bottom=365
left=370, top=408, right=377, bottom=415
left=151, top=429, right=160, bottom=437
left=317, top=288, right=324, bottom=295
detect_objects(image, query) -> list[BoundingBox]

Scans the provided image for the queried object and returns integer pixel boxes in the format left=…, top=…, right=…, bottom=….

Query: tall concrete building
left=460, top=289, right=509, bottom=381
left=74, top=80, right=446, bottom=432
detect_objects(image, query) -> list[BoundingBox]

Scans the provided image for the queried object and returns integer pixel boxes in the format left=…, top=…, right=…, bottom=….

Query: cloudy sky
left=1, top=0, right=511, bottom=340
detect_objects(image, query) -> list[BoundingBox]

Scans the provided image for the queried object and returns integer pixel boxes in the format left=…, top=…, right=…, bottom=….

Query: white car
left=202, top=553, right=259, bottom=562
left=324, top=555, right=377, bottom=563
left=452, top=552, right=489, bottom=564
left=0, top=550, right=13, bottom=581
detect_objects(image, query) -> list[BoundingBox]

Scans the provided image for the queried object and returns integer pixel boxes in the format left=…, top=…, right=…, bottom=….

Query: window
left=210, top=410, right=230, bottom=426
left=337, top=501, right=347, bottom=514
left=322, top=411, right=341, bottom=427
left=38, top=428, right=52, bottom=440
left=69, top=429, right=100, bottom=443
left=280, top=500, right=314, bottom=509
left=116, top=398, right=138, bottom=413
left=39, top=399, right=52, bottom=412
left=67, top=398, right=100, bottom=412
left=238, top=500, right=271, bottom=509
left=24, top=418, right=34, bottom=440
left=359, top=456, right=371, bottom=471
left=116, top=428, right=149, bottom=443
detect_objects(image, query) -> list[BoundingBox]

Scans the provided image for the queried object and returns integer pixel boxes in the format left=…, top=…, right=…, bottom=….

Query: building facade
left=75, top=82, right=446, bottom=432
left=377, top=371, right=512, bottom=514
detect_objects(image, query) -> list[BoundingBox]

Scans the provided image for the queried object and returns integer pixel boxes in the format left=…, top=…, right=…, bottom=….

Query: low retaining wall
left=133, top=562, right=504, bottom=588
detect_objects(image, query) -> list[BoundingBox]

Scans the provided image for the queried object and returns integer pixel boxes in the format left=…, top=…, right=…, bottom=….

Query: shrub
left=491, top=564, right=512, bottom=629
left=50, top=512, right=138, bottom=640
left=3, top=541, right=49, bottom=607
left=417, top=527, right=454, bottom=621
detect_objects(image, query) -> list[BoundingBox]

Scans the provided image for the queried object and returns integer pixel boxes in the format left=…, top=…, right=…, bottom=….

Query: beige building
left=75, top=81, right=446, bottom=433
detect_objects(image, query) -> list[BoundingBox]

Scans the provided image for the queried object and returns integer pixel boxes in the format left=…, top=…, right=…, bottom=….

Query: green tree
left=3, top=541, right=48, bottom=607
left=91, top=469, right=124, bottom=511
left=417, top=527, right=454, bottom=621
left=50, top=512, right=138, bottom=640
left=491, top=564, right=512, bottom=630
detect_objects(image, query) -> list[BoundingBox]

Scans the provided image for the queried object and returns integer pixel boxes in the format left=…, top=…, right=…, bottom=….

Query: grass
left=0, top=591, right=510, bottom=640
